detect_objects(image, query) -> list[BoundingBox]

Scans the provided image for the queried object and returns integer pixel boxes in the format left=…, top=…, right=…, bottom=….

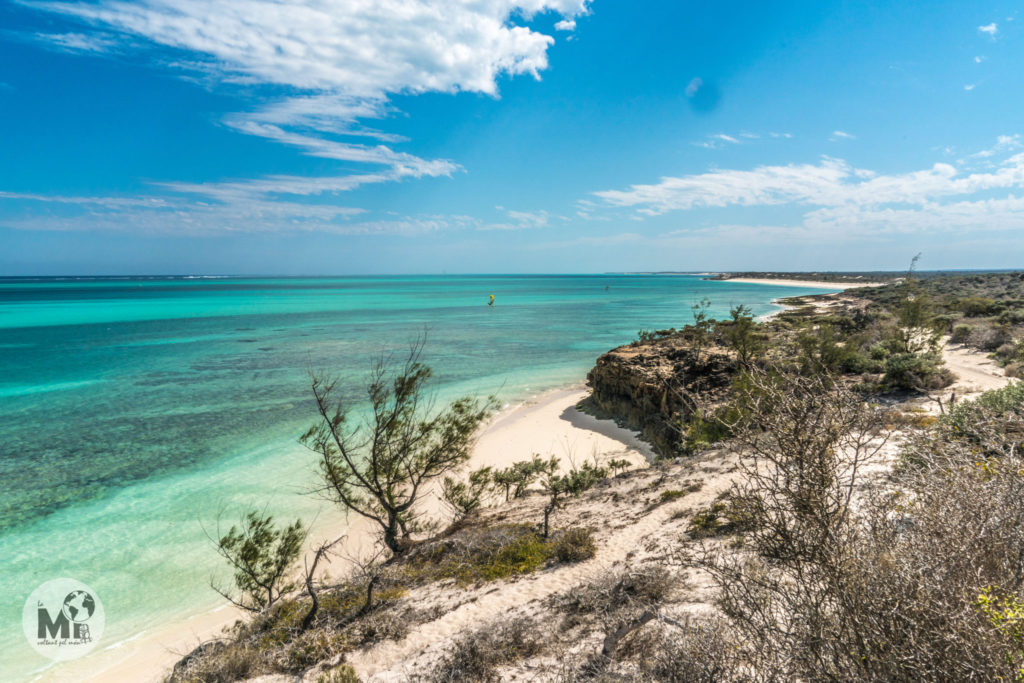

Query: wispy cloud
left=34, top=31, right=119, bottom=53
left=591, top=137, right=1024, bottom=239
left=968, top=134, right=1021, bottom=160
left=694, top=131, right=792, bottom=149
left=694, top=133, right=740, bottom=149
left=978, top=22, right=999, bottom=36
left=480, top=208, right=552, bottom=230
left=830, top=130, right=856, bottom=141
left=20, top=0, right=588, bottom=201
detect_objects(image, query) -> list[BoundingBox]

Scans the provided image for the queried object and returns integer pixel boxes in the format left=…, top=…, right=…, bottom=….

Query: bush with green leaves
left=606, top=458, right=632, bottom=476
left=301, top=339, right=498, bottom=554
left=951, top=323, right=974, bottom=344
left=441, top=466, right=493, bottom=520
left=551, top=527, right=597, bottom=563
left=883, top=351, right=952, bottom=391
left=211, top=510, right=305, bottom=613
left=541, top=460, right=607, bottom=538
left=721, top=304, right=763, bottom=367
left=491, top=454, right=557, bottom=501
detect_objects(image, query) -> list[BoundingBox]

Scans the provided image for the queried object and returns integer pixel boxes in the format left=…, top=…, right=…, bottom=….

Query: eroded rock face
left=586, top=337, right=736, bottom=457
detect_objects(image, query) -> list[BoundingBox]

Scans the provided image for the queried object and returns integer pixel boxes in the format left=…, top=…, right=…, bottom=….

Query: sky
left=1, top=0, right=1023, bottom=275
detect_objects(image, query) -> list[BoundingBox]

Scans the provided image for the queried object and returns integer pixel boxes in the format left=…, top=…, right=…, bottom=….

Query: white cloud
left=22, top=0, right=588, bottom=197
left=964, top=83, right=976, bottom=91
left=156, top=173, right=399, bottom=202
left=480, top=208, right=551, bottom=230
left=29, top=0, right=587, bottom=96
left=591, top=136, right=1024, bottom=238
left=830, top=130, right=855, bottom=141
left=804, top=195, right=1024, bottom=235
left=555, top=19, right=576, bottom=31
left=34, top=31, right=119, bottom=52
left=979, top=22, right=999, bottom=36
left=0, top=186, right=497, bottom=236
left=970, top=134, right=1022, bottom=159
left=685, top=77, right=703, bottom=97
left=220, top=120, right=459, bottom=177
left=595, top=142, right=1024, bottom=215
left=694, top=131, right=790, bottom=149
left=975, top=55, right=986, bottom=63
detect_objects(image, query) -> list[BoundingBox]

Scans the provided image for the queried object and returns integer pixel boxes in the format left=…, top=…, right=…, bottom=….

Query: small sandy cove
left=49, top=386, right=653, bottom=683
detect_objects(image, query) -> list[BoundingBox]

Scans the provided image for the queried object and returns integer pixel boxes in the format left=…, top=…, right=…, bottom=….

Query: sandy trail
left=941, top=340, right=1011, bottom=397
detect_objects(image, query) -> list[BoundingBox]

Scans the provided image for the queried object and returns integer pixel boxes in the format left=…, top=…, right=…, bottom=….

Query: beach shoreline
left=54, top=381, right=652, bottom=683
left=716, top=277, right=886, bottom=289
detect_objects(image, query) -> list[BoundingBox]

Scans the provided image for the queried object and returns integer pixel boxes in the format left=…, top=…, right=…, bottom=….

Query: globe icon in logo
left=61, top=591, right=95, bottom=623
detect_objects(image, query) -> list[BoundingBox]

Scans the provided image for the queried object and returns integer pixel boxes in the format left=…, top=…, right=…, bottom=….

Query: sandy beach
left=720, top=277, right=886, bottom=289
left=50, top=384, right=652, bottom=683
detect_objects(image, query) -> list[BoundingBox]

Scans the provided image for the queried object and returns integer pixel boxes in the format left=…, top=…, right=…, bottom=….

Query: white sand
left=52, top=385, right=652, bottom=683
left=941, top=338, right=1013, bottom=397
left=721, top=277, right=885, bottom=289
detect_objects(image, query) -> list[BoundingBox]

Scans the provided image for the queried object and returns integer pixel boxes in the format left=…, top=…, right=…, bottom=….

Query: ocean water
left=0, top=274, right=838, bottom=679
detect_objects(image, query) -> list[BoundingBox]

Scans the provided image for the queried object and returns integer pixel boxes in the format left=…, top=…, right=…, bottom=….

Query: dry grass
left=425, top=617, right=544, bottom=682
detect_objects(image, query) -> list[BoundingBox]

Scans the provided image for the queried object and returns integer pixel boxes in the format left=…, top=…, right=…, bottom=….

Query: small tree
left=301, top=339, right=498, bottom=554
left=540, top=459, right=607, bottom=538
left=492, top=454, right=553, bottom=501
left=607, top=458, right=632, bottom=477
left=724, top=304, right=762, bottom=367
left=442, top=466, right=494, bottom=520
left=211, top=510, right=305, bottom=612
left=893, top=253, right=940, bottom=355
left=690, top=297, right=714, bottom=362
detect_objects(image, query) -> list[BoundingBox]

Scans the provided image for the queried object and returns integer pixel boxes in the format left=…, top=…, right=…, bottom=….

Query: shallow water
left=0, top=274, right=836, bottom=679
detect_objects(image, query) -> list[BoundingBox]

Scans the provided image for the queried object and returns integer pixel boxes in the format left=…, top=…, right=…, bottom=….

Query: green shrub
left=552, top=528, right=597, bottom=563
left=951, top=324, right=973, bottom=344
left=976, top=586, right=1024, bottom=678
left=689, top=502, right=727, bottom=538
left=869, top=343, right=891, bottom=360
left=212, top=511, right=305, bottom=612
left=689, top=496, right=756, bottom=539
left=659, top=489, right=688, bottom=504
left=317, top=664, right=360, bottom=683
left=441, top=466, right=493, bottom=520
left=945, top=381, right=1024, bottom=441
left=957, top=296, right=1001, bottom=317
left=478, top=534, right=552, bottom=581
left=883, top=352, right=952, bottom=391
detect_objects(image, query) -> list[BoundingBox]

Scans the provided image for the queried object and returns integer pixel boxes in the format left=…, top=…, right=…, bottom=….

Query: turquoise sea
left=0, top=274, right=838, bottom=679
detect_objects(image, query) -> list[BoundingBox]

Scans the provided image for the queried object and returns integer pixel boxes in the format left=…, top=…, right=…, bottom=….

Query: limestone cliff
left=586, top=335, right=736, bottom=457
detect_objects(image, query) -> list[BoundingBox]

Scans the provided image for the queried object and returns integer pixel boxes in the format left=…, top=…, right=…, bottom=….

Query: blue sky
left=1, top=0, right=1023, bottom=274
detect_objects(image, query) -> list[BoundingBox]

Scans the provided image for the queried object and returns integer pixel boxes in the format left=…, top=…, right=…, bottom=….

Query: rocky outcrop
left=586, top=335, right=737, bottom=457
